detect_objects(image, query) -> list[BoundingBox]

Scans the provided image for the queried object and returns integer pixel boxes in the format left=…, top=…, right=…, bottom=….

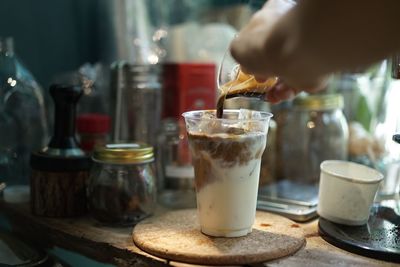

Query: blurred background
left=1, top=0, right=400, bottom=265
left=0, top=0, right=99, bottom=86
left=0, top=0, right=260, bottom=86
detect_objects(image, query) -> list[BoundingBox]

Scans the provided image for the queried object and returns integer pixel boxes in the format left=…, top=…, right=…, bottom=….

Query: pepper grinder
left=30, top=84, right=91, bottom=217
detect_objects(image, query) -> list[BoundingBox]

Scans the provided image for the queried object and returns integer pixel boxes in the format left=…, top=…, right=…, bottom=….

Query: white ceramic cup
left=318, top=160, right=383, bottom=226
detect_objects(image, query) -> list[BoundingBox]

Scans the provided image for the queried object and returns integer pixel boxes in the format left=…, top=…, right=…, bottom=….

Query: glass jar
left=157, top=118, right=196, bottom=209
left=111, top=63, right=162, bottom=148
left=369, top=73, right=400, bottom=198
left=277, top=94, right=349, bottom=184
left=88, top=143, right=156, bottom=225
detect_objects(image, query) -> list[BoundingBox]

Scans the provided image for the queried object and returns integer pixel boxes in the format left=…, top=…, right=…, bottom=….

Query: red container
left=162, top=63, right=216, bottom=119
left=76, top=113, right=111, bottom=152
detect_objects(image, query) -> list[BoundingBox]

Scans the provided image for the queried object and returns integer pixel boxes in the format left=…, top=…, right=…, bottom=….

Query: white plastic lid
left=3, top=185, right=30, bottom=203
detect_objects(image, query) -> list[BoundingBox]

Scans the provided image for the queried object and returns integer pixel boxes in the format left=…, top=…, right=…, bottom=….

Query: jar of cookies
left=87, top=143, right=156, bottom=225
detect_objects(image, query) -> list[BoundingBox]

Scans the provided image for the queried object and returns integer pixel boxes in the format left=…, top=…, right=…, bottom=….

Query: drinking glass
left=182, top=109, right=272, bottom=237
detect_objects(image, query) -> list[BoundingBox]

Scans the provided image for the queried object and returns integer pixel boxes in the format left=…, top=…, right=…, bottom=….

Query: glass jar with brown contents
left=87, top=143, right=156, bottom=225
left=277, top=94, right=349, bottom=184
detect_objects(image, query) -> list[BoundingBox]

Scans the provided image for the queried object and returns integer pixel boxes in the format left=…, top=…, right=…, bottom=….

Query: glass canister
left=88, top=143, right=156, bottom=225
left=157, top=118, right=196, bottom=209
left=111, top=63, right=162, bottom=148
left=277, top=94, right=349, bottom=184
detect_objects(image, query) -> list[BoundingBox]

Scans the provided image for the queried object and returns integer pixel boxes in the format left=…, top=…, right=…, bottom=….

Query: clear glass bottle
left=88, top=143, right=156, bottom=225
left=111, top=63, right=162, bottom=148
left=157, top=118, right=196, bottom=209
left=0, top=37, right=49, bottom=184
left=369, top=56, right=400, bottom=199
left=277, top=94, right=349, bottom=184
left=0, top=101, right=19, bottom=185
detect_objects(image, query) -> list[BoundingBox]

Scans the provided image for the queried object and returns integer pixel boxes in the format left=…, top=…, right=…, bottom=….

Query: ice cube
left=238, top=108, right=252, bottom=120
left=200, top=111, right=216, bottom=120
left=238, top=109, right=263, bottom=132
left=250, top=110, right=262, bottom=120
left=197, top=111, right=219, bottom=133
left=226, top=127, right=245, bottom=135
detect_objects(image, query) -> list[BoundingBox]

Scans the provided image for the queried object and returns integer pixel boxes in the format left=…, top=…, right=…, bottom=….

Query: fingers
left=240, top=65, right=273, bottom=83
left=230, top=0, right=295, bottom=78
left=264, top=77, right=328, bottom=104
left=230, top=32, right=273, bottom=79
left=254, top=75, right=270, bottom=83
left=265, top=82, right=298, bottom=103
left=230, top=0, right=330, bottom=103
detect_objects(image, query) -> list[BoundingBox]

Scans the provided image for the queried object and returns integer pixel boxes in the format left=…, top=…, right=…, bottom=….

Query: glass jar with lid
left=277, top=94, right=349, bottom=184
left=87, top=143, right=156, bottom=225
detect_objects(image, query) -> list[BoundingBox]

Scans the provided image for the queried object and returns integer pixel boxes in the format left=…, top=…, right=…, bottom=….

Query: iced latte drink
left=182, top=109, right=272, bottom=237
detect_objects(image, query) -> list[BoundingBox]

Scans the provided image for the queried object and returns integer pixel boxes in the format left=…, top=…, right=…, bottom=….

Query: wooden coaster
left=132, top=209, right=305, bottom=265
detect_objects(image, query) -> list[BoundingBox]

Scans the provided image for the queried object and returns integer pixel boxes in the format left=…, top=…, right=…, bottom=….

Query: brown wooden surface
left=0, top=202, right=397, bottom=267
left=31, top=170, right=88, bottom=217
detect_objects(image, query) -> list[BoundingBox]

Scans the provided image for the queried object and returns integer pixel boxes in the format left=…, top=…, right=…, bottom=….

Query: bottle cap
left=93, top=143, right=154, bottom=164
left=77, top=113, right=111, bottom=134
left=293, top=94, right=344, bottom=111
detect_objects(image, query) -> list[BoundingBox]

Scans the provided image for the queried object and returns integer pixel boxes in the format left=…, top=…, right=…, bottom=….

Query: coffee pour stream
left=216, top=48, right=278, bottom=118
left=217, top=67, right=278, bottom=118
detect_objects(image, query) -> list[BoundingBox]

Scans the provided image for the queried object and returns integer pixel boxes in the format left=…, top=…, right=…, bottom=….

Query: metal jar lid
left=293, top=93, right=344, bottom=111
left=93, top=143, right=154, bottom=164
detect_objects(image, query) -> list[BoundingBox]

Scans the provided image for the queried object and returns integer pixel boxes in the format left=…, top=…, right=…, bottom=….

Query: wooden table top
left=0, top=202, right=397, bottom=267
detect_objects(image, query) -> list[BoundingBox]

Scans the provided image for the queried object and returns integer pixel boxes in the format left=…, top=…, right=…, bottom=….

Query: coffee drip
left=216, top=69, right=278, bottom=118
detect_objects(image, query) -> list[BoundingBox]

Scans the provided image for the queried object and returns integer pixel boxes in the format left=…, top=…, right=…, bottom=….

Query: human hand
left=230, top=0, right=328, bottom=100
left=231, top=0, right=400, bottom=101
left=262, top=78, right=326, bottom=104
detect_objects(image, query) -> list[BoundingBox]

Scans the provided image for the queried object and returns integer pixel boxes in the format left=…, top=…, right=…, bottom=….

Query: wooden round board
left=132, top=209, right=305, bottom=265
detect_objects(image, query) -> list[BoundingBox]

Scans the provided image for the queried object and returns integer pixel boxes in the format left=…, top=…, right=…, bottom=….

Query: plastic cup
left=182, top=109, right=272, bottom=237
left=318, top=160, right=384, bottom=226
